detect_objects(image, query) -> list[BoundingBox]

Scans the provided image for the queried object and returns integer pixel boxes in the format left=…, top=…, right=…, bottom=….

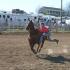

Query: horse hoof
left=56, top=40, right=59, bottom=45
left=33, top=51, right=37, bottom=54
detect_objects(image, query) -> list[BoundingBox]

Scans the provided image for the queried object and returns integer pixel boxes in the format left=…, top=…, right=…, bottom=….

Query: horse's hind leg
left=48, top=39, right=59, bottom=45
left=53, top=39, right=59, bottom=44
left=47, top=36, right=59, bottom=44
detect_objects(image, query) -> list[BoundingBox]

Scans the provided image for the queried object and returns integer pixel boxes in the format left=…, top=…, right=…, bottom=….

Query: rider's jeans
left=39, top=32, right=51, bottom=44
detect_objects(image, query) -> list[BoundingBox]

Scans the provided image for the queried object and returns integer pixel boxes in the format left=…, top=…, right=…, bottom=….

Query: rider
left=38, top=23, right=51, bottom=44
left=37, top=22, right=51, bottom=52
left=38, top=22, right=59, bottom=46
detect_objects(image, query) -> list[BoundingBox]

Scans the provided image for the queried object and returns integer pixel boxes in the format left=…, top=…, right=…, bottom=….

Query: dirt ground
left=0, top=33, right=70, bottom=70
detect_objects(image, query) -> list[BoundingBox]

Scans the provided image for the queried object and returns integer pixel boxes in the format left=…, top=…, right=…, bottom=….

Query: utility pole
left=61, top=0, right=62, bottom=27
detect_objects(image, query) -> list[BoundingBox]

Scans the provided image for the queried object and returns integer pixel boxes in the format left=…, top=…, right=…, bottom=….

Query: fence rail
left=0, top=25, right=70, bottom=33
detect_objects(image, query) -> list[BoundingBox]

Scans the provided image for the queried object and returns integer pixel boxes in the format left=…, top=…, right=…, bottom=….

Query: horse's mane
left=26, top=20, right=40, bottom=36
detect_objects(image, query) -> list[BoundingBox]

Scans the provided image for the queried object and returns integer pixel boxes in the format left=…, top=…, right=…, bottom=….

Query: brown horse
left=26, top=20, right=59, bottom=54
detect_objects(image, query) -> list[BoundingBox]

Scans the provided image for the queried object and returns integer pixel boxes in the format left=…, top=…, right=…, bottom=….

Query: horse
left=26, top=20, right=59, bottom=54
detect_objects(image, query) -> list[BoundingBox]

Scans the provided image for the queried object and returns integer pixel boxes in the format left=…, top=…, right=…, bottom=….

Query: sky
left=0, top=0, right=70, bottom=13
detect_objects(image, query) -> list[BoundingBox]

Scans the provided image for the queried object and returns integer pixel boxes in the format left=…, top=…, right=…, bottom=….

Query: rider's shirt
left=38, top=26, right=49, bottom=33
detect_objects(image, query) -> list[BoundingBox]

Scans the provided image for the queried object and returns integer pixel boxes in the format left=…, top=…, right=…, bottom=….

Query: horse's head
left=26, top=20, right=35, bottom=31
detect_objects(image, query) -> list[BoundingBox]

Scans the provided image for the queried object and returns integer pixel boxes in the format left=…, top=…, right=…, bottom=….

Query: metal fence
left=0, top=22, right=70, bottom=33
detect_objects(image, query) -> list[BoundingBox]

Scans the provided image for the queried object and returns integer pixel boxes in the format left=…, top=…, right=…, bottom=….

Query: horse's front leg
left=37, top=44, right=40, bottom=52
left=37, top=35, right=45, bottom=53
left=28, top=38, right=37, bottom=54
left=37, top=41, right=44, bottom=53
left=37, top=44, right=42, bottom=53
left=31, top=43, right=37, bottom=54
